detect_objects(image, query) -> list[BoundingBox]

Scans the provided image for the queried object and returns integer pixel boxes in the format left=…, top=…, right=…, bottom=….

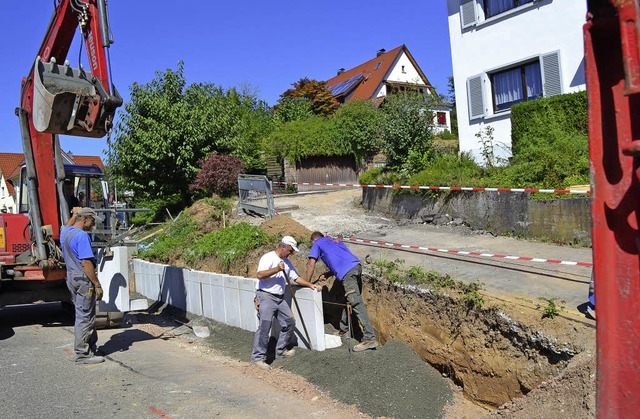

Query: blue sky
left=0, top=1, right=453, bottom=158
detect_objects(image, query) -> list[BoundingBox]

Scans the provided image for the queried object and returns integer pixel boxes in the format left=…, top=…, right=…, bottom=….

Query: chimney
left=376, top=48, right=386, bottom=57
left=337, top=68, right=345, bottom=75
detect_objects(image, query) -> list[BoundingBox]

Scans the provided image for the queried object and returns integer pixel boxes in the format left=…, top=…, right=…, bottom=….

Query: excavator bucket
left=33, top=58, right=120, bottom=138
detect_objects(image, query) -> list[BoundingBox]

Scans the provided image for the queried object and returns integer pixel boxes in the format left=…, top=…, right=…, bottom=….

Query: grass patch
left=183, top=222, right=271, bottom=271
left=139, top=216, right=198, bottom=263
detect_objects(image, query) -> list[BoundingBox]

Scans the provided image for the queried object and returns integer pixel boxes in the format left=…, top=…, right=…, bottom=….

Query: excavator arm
left=17, top=0, right=121, bottom=270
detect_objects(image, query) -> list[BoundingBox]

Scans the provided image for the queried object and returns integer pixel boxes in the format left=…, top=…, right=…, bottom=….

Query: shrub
left=407, top=152, right=484, bottom=187
left=511, top=91, right=588, bottom=154
left=359, top=167, right=384, bottom=185
left=189, top=153, right=245, bottom=198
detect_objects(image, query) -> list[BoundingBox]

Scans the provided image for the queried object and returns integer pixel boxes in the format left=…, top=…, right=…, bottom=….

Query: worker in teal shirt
left=306, top=231, right=379, bottom=352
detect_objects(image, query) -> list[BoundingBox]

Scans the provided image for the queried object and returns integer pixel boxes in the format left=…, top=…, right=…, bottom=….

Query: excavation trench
left=324, top=274, right=581, bottom=408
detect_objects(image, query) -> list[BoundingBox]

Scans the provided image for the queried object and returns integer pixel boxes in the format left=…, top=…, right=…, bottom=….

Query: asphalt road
left=0, top=303, right=354, bottom=418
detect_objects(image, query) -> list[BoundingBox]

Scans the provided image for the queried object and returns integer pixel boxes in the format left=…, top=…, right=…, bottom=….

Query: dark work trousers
left=339, top=264, right=376, bottom=341
left=251, top=290, right=296, bottom=362
left=66, top=276, right=98, bottom=359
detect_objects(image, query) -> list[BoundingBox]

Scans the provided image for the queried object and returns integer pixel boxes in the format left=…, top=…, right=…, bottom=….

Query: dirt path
left=275, top=189, right=593, bottom=318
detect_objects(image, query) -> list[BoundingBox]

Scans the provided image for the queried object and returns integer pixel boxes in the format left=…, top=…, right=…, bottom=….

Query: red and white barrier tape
left=344, top=236, right=593, bottom=268
left=273, top=181, right=591, bottom=195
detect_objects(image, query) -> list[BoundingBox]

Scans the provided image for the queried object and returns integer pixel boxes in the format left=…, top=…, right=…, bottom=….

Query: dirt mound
left=187, top=199, right=217, bottom=224
left=486, top=350, right=596, bottom=418
left=260, top=215, right=313, bottom=244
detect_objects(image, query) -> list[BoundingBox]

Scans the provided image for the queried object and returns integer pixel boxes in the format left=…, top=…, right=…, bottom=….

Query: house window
left=491, top=60, right=542, bottom=111
left=484, top=0, right=534, bottom=18
left=436, top=112, right=447, bottom=125
left=401, top=65, right=406, bottom=73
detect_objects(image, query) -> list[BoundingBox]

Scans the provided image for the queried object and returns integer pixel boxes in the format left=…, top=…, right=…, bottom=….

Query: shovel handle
left=283, top=269, right=313, bottom=347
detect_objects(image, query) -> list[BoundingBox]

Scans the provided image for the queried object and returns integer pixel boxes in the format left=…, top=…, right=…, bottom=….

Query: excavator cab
left=17, top=163, right=112, bottom=236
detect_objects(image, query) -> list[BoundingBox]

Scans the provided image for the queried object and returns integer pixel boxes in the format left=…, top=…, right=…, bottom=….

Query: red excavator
left=0, top=0, right=122, bottom=306
left=586, top=1, right=640, bottom=416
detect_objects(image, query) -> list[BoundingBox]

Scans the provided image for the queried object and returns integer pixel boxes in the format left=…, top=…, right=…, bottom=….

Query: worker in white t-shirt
left=250, top=236, right=320, bottom=370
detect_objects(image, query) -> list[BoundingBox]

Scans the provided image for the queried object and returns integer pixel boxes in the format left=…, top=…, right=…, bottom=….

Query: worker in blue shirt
left=306, top=231, right=379, bottom=352
left=61, top=207, right=104, bottom=364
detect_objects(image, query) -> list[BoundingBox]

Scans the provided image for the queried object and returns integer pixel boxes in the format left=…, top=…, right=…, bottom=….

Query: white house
left=0, top=153, right=24, bottom=213
left=0, top=151, right=105, bottom=214
left=447, top=0, right=587, bottom=163
left=325, top=45, right=452, bottom=133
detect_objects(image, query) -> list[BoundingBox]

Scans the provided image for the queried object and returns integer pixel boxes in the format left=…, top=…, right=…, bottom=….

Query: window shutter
left=460, top=0, right=477, bottom=29
left=541, top=51, right=562, bottom=97
left=467, top=75, right=485, bottom=120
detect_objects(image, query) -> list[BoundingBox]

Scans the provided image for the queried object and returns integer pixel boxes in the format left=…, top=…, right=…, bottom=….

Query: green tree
left=266, top=116, right=343, bottom=162
left=273, top=97, right=314, bottom=123
left=108, top=62, right=206, bottom=205
left=447, top=75, right=458, bottom=136
left=108, top=62, right=273, bottom=208
left=380, top=92, right=436, bottom=168
left=331, top=100, right=383, bottom=163
left=279, top=78, right=340, bottom=116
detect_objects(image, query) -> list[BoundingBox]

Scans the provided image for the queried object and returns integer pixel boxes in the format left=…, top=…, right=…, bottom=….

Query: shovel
left=174, top=319, right=210, bottom=338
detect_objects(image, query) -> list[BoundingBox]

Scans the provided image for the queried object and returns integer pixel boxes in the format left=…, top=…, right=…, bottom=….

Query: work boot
left=353, top=340, right=379, bottom=352
left=251, top=360, right=271, bottom=370
left=277, top=348, right=296, bottom=358
left=76, top=355, right=105, bottom=364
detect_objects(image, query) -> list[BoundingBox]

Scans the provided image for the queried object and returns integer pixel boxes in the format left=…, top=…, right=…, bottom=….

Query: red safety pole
left=584, top=1, right=640, bottom=417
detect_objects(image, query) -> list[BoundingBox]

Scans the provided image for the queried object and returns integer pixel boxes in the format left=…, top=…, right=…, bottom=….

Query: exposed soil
left=139, top=190, right=596, bottom=418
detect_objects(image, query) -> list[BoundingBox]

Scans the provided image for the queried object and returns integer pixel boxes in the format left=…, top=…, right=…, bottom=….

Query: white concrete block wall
left=132, top=259, right=327, bottom=350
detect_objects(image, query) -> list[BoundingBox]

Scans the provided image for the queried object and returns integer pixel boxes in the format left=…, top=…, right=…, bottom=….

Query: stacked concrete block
left=203, top=272, right=227, bottom=323
left=160, top=266, right=187, bottom=311
left=221, top=275, right=242, bottom=328
left=237, top=276, right=260, bottom=332
left=184, top=270, right=203, bottom=316
left=289, top=287, right=325, bottom=351
left=132, top=259, right=331, bottom=351
left=97, top=246, right=130, bottom=312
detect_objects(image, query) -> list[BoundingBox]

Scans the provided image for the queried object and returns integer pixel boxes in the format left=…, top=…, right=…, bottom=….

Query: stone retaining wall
left=362, top=189, right=592, bottom=245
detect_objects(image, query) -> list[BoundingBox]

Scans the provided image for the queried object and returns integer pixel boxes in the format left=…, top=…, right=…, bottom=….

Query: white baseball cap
left=281, top=236, right=299, bottom=252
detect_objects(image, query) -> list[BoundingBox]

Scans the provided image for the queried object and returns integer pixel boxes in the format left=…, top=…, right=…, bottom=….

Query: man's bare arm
left=81, top=259, right=100, bottom=288
left=257, top=261, right=285, bottom=279
left=305, top=258, right=317, bottom=284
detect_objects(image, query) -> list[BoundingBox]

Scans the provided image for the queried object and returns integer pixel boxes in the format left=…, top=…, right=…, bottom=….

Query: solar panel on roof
left=327, top=74, right=364, bottom=96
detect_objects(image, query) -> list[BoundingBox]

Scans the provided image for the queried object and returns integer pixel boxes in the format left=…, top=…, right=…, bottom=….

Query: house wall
left=447, top=0, right=586, bottom=163
left=0, top=176, right=16, bottom=213
left=373, top=50, right=453, bottom=133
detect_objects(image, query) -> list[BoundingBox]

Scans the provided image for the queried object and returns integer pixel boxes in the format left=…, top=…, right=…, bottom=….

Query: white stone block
left=222, top=275, right=241, bottom=328
left=96, top=246, right=130, bottom=313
